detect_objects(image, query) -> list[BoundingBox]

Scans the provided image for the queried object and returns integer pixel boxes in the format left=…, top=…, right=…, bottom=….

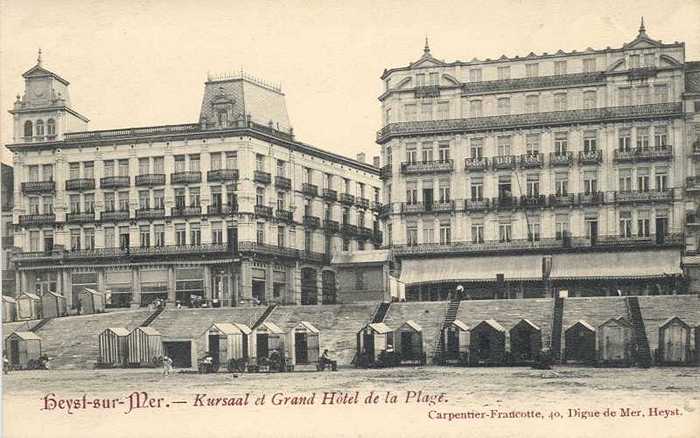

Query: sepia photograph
left=1, top=0, right=699, bottom=437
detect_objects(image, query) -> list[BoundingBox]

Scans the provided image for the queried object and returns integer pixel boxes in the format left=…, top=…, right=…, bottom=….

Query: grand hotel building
left=378, top=22, right=700, bottom=300
left=7, top=56, right=383, bottom=309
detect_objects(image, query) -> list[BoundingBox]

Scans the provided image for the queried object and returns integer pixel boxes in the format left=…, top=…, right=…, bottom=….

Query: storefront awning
left=400, top=255, right=543, bottom=285
left=550, top=249, right=682, bottom=280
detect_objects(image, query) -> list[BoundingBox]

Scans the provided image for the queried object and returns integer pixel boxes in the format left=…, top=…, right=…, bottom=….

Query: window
left=189, top=188, right=200, bottom=207
left=139, top=190, right=150, bottom=210
left=306, top=201, right=313, bottom=218
left=325, top=203, right=332, bottom=220
left=470, top=138, right=483, bottom=159
left=406, top=144, right=417, bottom=164
left=256, top=187, right=265, bottom=206
left=636, top=127, right=650, bottom=149
left=629, top=54, right=640, bottom=69
left=584, top=171, right=598, bottom=194
left=210, top=152, right=222, bottom=170
left=497, top=66, right=511, bottom=80
left=654, top=126, right=668, bottom=148
left=429, top=72, right=439, bottom=86
left=153, top=157, right=164, bottom=173
left=174, top=155, right=185, bottom=172
left=619, top=128, right=632, bottom=151
left=386, top=224, right=393, bottom=246
left=407, top=226, right=418, bottom=246
left=619, top=169, right=633, bottom=192
left=583, top=58, right=596, bottom=73
left=471, top=223, right=484, bottom=244
left=212, top=223, right=224, bottom=244
left=469, top=69, right=482, bottom=82
left=385, top=146, right=393, bottom=166
left=554, top=60, right=567, bottom=76
left=644, top=53, right=655, bottom=67
left=189, top=155, right=200, bottom=172
left=525, top=95, right=539, bottom=113
left=256, top=223, right=264, bottom=244
left=421, top=102, right=432, bottom=120
left=406, top=185, right=418, bottom=205
left=416, top=73, right=425, bottom=87
left=84, top=194, right=95, bottom=213
left=44, top=231, right=53, bottom=252
left=304, top=167, right=313, bottom=185
left=225, top=152, right=237, bottom=169
left=42, top=196, right=53, bottom=214
left=438, top=184, right=450, bottom=203
left=619, top=211, right=633, bottom=238
left=118, top=192, right=129, bottom=211
left=439, top=223, right=451, bottom=245
left=70, top=195, right=81, bottom=214
left=84, top=162, right=94, bottom=179
left=43, top=164, right=53, bottom=181
left=154, top=190, right=164, bottom=209
left=304, top=230, right=312, bottom=252
left=227, top=185, right=238, bottom=210
left=618, top=88, right=632, bottom=106
left=638, top=213, right=650, bottom=237
left=69, top=162, right=80, bottom=179
left=190, top=223, right=201, bottom=245
left=583, top=131, right=597, bottom=152
left=255, top=154, right=264, bottom=172
left=555, top=174, right=568, bottom=196
left=155, top=225, right=165, bottom=247
left=118, top=159, right=129, bottom=177
left=385, top=108, right=392, bottom=124
left=497, top=97, right=510, bottom=115
left=28, top=197, right=40, bottom=214
left=354, top=271, right=366, bottom=290
left=140, top=226, right=150, bottom=248
left=526, top=134, right=540, bottom=155
left=404, top=104, right=416, bottom=121
left=30, top=231, right=40, bottom=252
left=438, top=142, right=450, bottom=162
left=437, top=102, right=449, bottom=120
left=175, top=188, right=186, bottom=209
left=175, top=224, right=186, bottom=246
left=655, top=168, right=668, bottom=192
left=527, top=222, right=541, bottom=242
left=469, top=100, right=482, bottom=117
left=139, top=158, right=149, bottom=175
left=555, top=215, right=570, bottom=240
left=119, top=226, right=130, bottom=249
left=24, top=121, right=33, bottom=138
left=654, top=85, right=668, bottom=103
left=497, top=136, right=511, bottom=156
left=218, top=110, right=228, bottom=126
left=36, top=120, right=44, bottom=136
left=636, top=86, right=650, bottom=105
left=583, top=91, right=597, bottom=109
left=421, top=142, right=433, bottom=162
left=637, top=168, right=650, bottom=192
left=342, top=239, right=350, bottom=252
left=525, top=63, right=539, bottom=78
left=470, top=179, right=483, bottom=201
left=342, top=207, right=350, bottom=225
left=104, top=227, right=115, bottom=248
left=70, top=229, right=81, bottom=251
left=423, top=224, right=434, bottom=244
left=28, top=165, right=39, bottom=182
left=498, top=223, right=512, bottom=243
left=554, top=133, right=568, bottom=155
left=104, top=161, right=114, bottom=178
left=526, top=175, right=540, bottom=197
left=554, top=93, right=567, bottom=111
left=277, top=191, right=285, bottom=211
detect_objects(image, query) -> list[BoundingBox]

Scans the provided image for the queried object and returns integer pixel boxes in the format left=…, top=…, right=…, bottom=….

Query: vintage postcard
left=1, top=0, right=699, bottom=437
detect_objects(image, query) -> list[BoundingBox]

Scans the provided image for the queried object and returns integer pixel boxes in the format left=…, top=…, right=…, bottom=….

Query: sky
left=1, top=0, right=699, bottom=165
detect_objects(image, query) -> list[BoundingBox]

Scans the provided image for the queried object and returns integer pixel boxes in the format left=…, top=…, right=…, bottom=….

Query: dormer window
left=525, top=63, right=539, bottom=78
left=217, top=111, right=228, bottom=127
left=497, top=66, right=511, bottom=80
left=429, top=72, right=439, bottom=86
left=583, top=58, right=596, bottom=73
left=629, top=54, right=640, bottom=69
left=643, top=53, right=655, bottom=67
left=416, top=73, right=425, bottom=87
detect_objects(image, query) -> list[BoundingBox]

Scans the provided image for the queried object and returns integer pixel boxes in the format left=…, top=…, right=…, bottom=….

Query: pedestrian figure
left=162, top=355, right=173, bottom=376
left=3, top=352, right=9, bottom=375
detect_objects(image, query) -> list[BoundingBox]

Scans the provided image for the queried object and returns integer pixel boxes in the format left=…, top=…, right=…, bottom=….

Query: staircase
left=141, top=307, right=165, bottom=327
left=626, top=296, right=652, bottom=368
left=550, top=297, right=564, bottom=361
left=30, top=318, right=52, bottom=332
left=372, top=302, right=391, bottom=323
left=252, top=304, right=277, bottom=329
left=431, top=298, right=461, bottom=364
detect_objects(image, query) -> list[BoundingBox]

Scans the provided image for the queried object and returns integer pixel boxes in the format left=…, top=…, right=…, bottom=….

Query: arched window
left=47, top=119, right=56, bottom=136
left=24, top=120, right=33, bottom=139
left=36, top=120, right=44, bottom=136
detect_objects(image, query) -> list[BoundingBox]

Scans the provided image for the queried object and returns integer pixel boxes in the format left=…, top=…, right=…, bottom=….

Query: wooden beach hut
left=441, top=320, right=470, bottom=365
left=657, top=317, right=691, bottom=365
left=287, top=321, right=320, bottom=367
left=356, top=322, right=394, bottom=367
left=509, top=319, right=542, bottom=364
left=201, top=323, right=251, bottom=371
left=597, top=317, right=633, bottom=366
left=2, top=295, right=17, bottom=322
left=5, top=331, right=42, bottom=369
left=469, top=320, right=506, bottom=365
left=394, top=320, right=426, bottom=365
left=16, top=293, right=41, bottom=320
left=250, top=321, right=286, bottom=365
left=98, top=327, right=130, bottom=367
left=40, top=291, right=67, bottom=319
left=127, top=327, right=163, bottom=367
left=79, top=288, right=106, bottom=314
left=564, top=320, right=596, bottom=364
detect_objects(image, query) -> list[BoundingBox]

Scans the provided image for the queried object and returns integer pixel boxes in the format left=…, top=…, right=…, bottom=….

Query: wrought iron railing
left=101, top=176, right=130, bottom=188
left=170, top=171, right=201, bottom=184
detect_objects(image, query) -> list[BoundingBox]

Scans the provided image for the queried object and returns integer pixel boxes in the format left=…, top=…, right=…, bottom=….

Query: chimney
left=373, top=156, right=380, bottom=167
left=356, top=153, right=366, bottom=163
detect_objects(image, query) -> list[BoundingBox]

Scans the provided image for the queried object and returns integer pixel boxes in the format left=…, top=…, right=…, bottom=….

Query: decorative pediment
left=659, top=54, right=682, bottom=67
left=441, top=73, right=461, bottom=86
left=409, top=37, right=447, bottom=69
left=22, top=64, right=70, bottom=85
left=396, top=77, right=413, bottom=89
left=623, top=18, right=663, bottom=50
left=605, top=59, right=626, bottom=73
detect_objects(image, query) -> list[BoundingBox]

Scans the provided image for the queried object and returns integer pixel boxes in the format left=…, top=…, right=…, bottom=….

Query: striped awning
left=400, top=255, right=543, bottom=285
left=550, top=249, right=682, bottom=280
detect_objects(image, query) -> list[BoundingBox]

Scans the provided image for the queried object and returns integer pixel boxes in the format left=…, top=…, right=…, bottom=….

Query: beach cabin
left=16, top=293, right=41, bottom=320
left=509, top=319, right=542, bottom=364
left=40, top=291, right=67, bottom=319
left=287, top=321, right=320, bottom=368
left=597, top=317, right=632, bottom=366
left=5, top=331, right=42, bottom=369
left=127, top=327, right=163, bottom=367
left=79, top=288, right=106, bottom=315
left=2, top=296, right=17, bottom=322
left=657, top=317, right=691, bottom=365
left=251, top=321, right=286, bottom=366
left=564, top=320, right=596, bottom=364
left=394, top=320, right=426, bottom=365
left=201, top=323, right=251, bottom=371
left=357, top=322, right=394, bottom=367
left=98, top=327, right=130, bottom=367
left=469, top=320, right=506, bottom=366
left=441, top=320, right=470, bottom=365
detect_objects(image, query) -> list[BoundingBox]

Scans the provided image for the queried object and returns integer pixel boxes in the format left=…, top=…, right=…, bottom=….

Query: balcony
left=340, top=193, right=355, bottom=205
left=379, top=204, right=392, bottom=218
left=401, top=160, right=454, bottom=174
left=171, top=206, right=202, bottom=217
left=323, top=219, right=339, bottom=233
left=578, top=150, right=603, bottom=165
left=548, top=193, right=577, bottom=208
left=687, top=177, right=700, bottom=192
left=101, top=176, right=130, bottom=189
left=254, top=170, right=272, bottom=184
left=18, top=214, right=55, bottom=226
left=101, top=210, right=130, bottom=222
left=578, top=191, right=605, bottom=205
left=464, top=157, right=488, bottom=171
left=275, top=176, right=292, bottom=190
left=302, top=183, right=318, bottom=197
left=379, top=165, right=392, bottom=180
left=402, top=202, right=424, bottom=214
left=322, top=188, right=338, bottom=202
left=519, top=153, right=544, bottom=169
left=372, top=231, right=383, bottom=245
left=21, top=181, right=54, bottom=194
left=372, top=201, right=382, bottom=211
left=65, top=212, right=96, bottom=223
left=357, top=227, right=373, bottom=240
left=520, top=195, right=546, bottom=209
left=304, top=215, right=321, bottom=228
left=414, top=85, right=440, bottom=98
left=300, top=250, right=329, bottom=265
left=492, top=155, right=516, bottom=170
left=207, top=169, right=239, bottom=182
left=492, top=196, right=518, bottom=210
left=254, top=205, right=273, bottom=218
left=549, top=152, right=573, bottom=167
left=431, top=200, right=455, bottom=213
left=341, top=223, right=358, bottom=236
left=238, top=241, right=299, bottom=259
left=615, top=190, right=673, bottom=204
left=65, top=178, right=95, bottom=191
left=135, top=174, right=166, bottom=186
left=464, top=198, right=490, bottom=211
left=126, top=244, right=229, bottom=257
left=357, top=198, right=370, bottom=210
left=207, top=205, right=238, bottom=215
left=276, top=209, right=293, bottom=223
left=614, top=147, right=673, bottom=163
left=135, top=208, right=166, bottom=219
left=170, top=171, right=201, bottom=184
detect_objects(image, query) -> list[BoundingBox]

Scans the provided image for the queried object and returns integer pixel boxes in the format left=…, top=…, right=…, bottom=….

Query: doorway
left=208, top=335, right=221, bottom=367
left=252, top=280, right=265, bottom=304
left=256, top=334, right=269, bottom=359
left=295, top=333, right=309, bottom=364
left=363, top=333, right=375, bottom=361
left=401, top=331, right=414, bottom=359
left=162, top=341, right=192, bottom=368
left=10, top=340, right=19, bottom=365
